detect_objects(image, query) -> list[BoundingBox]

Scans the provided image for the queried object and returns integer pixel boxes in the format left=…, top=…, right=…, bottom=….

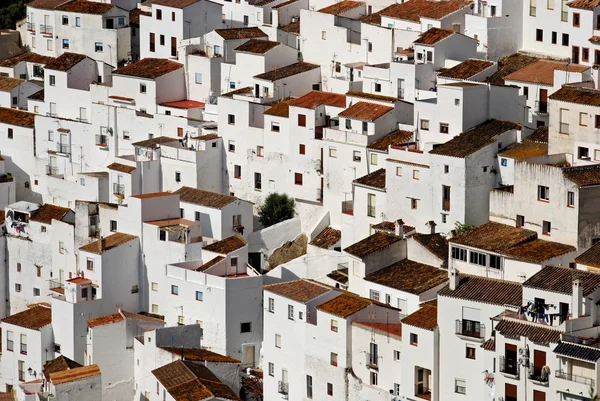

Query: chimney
left=449, top=268, right=459, bottom=291
left=428, top=220, right=437, bottom=235
left=394, top=219, right=404, bottom=237
left=572, top=279, right=583, bottom=318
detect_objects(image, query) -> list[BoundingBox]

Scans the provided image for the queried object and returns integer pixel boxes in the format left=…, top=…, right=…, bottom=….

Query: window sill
left=568, top=205, right=575, bottom=208
left=410, top=343, right=418, bottom=347
left=543, top=233, right=551, bottom=236
left=537, top=199, right=549, bottom=203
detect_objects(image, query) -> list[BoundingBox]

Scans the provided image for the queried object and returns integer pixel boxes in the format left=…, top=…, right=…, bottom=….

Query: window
left=579, top=147, right=590, bottom=160
left=33, top=288, right=40, bottom=297
left=288, top=305, right=294, bottom=320
left=295, top=173, right=303, bottom=186
left=268, top=363, right=274, bottom=376
left=411, top=199, right=418, bottom=210
left=59, top=241, right=65, bottom=253
left=413, top=170, right=420, bottom=180
left=362, top=121, right=368, bottom=132
left=241, top=322, right=251, bottom=333
left=455, top=378, right=466, bottom=394
left=420, top=119, right=429, bottom=130
left=501, top=158, right=508, bottom=167
left=152, top=282, right=158, bottom=291
left=196, top=291, right=203, bottom=301
left=82, top=287, right=88, bottom=299
left=175, top=171, right=182, bottom=183
left=330, top=352, right=338, bottom=366
left=440, top=123, right=449, bottom=134
left=172, top=11, right=176, bottom=21
left=396, top=166, right=402, bottom=176
left=228, top=114, right=235, bottom=125
left=228, top=140, right=235, bottom=152
left=455, top=98, right=460, bottom=106
left=538, top=185, right=549, bottom=201
left=370, top=372, right=378, bottom=385
left=568, top=191, right=575, bottom=207
left=530, top=0, right=536, bottom=15
left=268, top=297, right=275, bottom=312
left=171, top=285, right=179, bottom=295
left=95, top=42, right=103, bottom=52
left=517, top=215, right=525, bottom=228
left=87, top=257, right=94, bottom=270
left=6, top=331, right=13, bottom=351
left=15, top=283, right=21, bottom=292
left=327, top=383, right=333, bottom=396
left=298, top=114, right=306, bottom=127
left=62, top=15, right=68, bottom=25
left=178, top=316, right=184, bottom=325
left=551, top=31, right=557, bottom=44
left=110, top=220, right=117, bottom=232
left=329, top=147, right=337, bottom=158
left=322, top=31, right=326, bottom=40
left=131, top=285, right=139, bottom=294
left=444, top=165, right=450, bottom=173
left=299, top=144, right=305, bottom=155
left=583, top=48, right=590, bottom=62
left=140, top=83, right=146, bottom=93
left=451, top=247, right=467, bottom=261
left=536, top=29, right=543, bottom=42
left=573, top=12, right=580, bottom=27
left=152, top=304, right=159, bottom=313
left=370, top=153, right=378, bottom=165
left=234, top=165, right=241, bottom=179
left=16, top=263, right=21, bottom=272
left=562, top=33, right=569, bottom=46
left=275, top=333, right=281, bottom=348
left=394, top=350, right=401, bottom=361
left=490, top=255, right=501, bottom=269
left=18, top=360, right=24, bottom=382
left=36, top=266, right=41, bottom=277
left=299, top=311, right=303, bottom=320
left=20, top=334, right=26, bottom=355
left=62, top=38, right=69, bottom=49
left=345, top=119, right=352, bottom=130
left=271, top=122, right=280, bottom=132
left=231, top=257, right=238, bottom=268
left=470, top=251, right=486, bottom=266
left=368, top=42, right=373, bottom=52
left=466, top=345, right=475, bottom=359
left=580, top=112, right=588, bottom=126
left=306, top=375, right=313, bottom=398
left=548, top=0, right=554, bottom=8
left=156, top=9, right=162, bottom=19
left=49, top=75, right=55, bottom=86
left=543, top=220, right=551, bottom=235
left=374, top=83, right=381, bottom=92
left=369, top=289, right=380, bottom=301
left=394, top=383, right=400, bottom=396
left=353, top=151, right=361, bottom=162
left=331, top=319, right=338, bottom=332
left=410, top=333, right=418, bottom=345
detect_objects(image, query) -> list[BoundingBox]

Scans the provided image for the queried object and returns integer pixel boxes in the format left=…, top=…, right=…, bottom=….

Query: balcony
left=46, top=165, right=58, bottom=176
left=113, top=183, right=125, bottom=195
left=0, top=173, right=13, bottom=183
left=414, top=384, right=431, bottom=400
left=499, top=356, right=519, bottom=378
left=56, top=142, right=70, bottom=154
left=455, top=320, right=485, bottom=341
left=278, top=381, right=289, bottom=395
left=40, top=24, right=53, bottom=35
left=26, top=22, right=35, bottom=32
left=555, top=370, right=595, bottom=387
left=47, top=279, right=64, bottom=295
left=366, top=353, right=378, bottom=369
left=342, top=200, right=353, bottom=216
left=529, top=365, right=549, bottom=385
left=535, top=101, right=548, bottom=114
left=367, top=205, right=376, bottom=218
left=314, top=160, right=323, bottom=173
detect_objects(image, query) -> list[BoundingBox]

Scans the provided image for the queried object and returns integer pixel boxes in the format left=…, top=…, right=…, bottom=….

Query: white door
left=243, top=344, right=254, bottom=366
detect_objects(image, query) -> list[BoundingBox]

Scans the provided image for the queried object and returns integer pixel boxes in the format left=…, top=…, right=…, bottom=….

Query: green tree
left=454, top=221, right=475, bottom=235
left=0, top=1, right=26, bottom=30
left=258, top=193, right=296, bottom=228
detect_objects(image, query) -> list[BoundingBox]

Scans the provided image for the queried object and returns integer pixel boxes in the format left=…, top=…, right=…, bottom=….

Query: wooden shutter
left=533, top=390, right=546, bottom=401
left=505, top=383, right=517, bottom=398
left=534, top=350, right=546, bottom=369
left=298, top=114, right=306, bottom=127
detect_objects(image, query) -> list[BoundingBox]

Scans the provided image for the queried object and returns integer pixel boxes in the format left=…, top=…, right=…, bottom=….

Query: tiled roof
left=120, top=310, right=165, bottom=325
left=27, top=0, right=67, bottom=10
left=49, top=365, right=101, bottom=385
left=430, top=119, right=521, bottom=158
left=273, top=0, right=300, bottom=9
left=575, top=241, right=600, bottom=268
left=353, top=321, right=402, bottom=338
left=495, top=319, right=561, bottom=345
left=196, top=256, right=226, bottom=272
left=0, top=52, right=55, bottom=68
left=524, top=265, right=600, bottom=295
left=364, top=259, right=448, bottom=294
left=485, top=53, right=539, bottom=85
left=254, top=62, right=319, bottom=81
left=327, top=269, right=349, bottom=284
left=590, top=35, right=600, bottom=44
left=161, top=100, right=205, bottom=109
left=316, top=293, right=372, bottom=318
left=379, top=0, right=472, bottom=22
left=353, top=168, right=386, bottom=189
left=367, top=130, right=413, bottom=151
left=87, top=313, right=124, bottom=328
left=504, top=60, right=588, bottom=85
left=549, top=85, right=600, bottom=106
left=0, top=392, right=15, bottom=401
left=289, top=91, right=346, bottom=109
left=499, top=140, right=548, bottom=160
left=0, top=107, right=35, bottom=128
left=401, top=304, right=437, bottom=331
left=280, top=20, right=300, bottom=34
left=264, top=98, right=293, bottom=117
left=159, top=347, right=240, bottom=363
left=151, top=0, right=200, bottom=8
left=2, top=305, right=52, bottom=330
left=56, top=1, right=114, bottom=14
left=129, top=8, right=151, bottom=26
left=414, top=28, right=454, bottom=45
left=438, top=274, right=522, bottom=306
left=360, top=9, right=382, bottom=24
left=113, top=58, right=183, bottom=79
left=203, top=235, right=247, bottom=254
left=132, top=136, right=179, bottom=149
left=221, top=86, right=253, bottom=98
left=0, top=76, right=23, bottom=92
left=502, top=239, right=575, bottom=263
left=30, top=204, right=70, bottom=224
left=567, top=0, right=600, bottom=9
left=79, top=232, right=137, bottom=254
left=439, top=59, right=494, bottom=80
left=412, top=233, right=449, bottom=261
left=107, top=162, right=136, bottom=173
left=131, top=192, right=173, bottom=199
left=310, top=226, right=341, bottom=249
left=195, top=133, right=219, bottom=141
left=528, top=125, right=549, bottom=143
left=450, top=221, right=537, bottom=253
left=28, top=89, right=44, bottom=101
left=563, top=165, right=600, bottom=186
left=372, top=221, right=414, bottom=234
left=481, top=337, right=495, bottom=351
left=263, top=279, right=331, bottom=303
left=44, top=53, right=87, bottom=71
left=174, top=186, right=237, bottom=209
left=318, top=0, right=364, bottom=15
left=235, top=39, right=280, bottom=54
left=214, top=27, right=267, bottom=40
left=553, top=342, right=600, bottom=362
left=255, top=0, right=279, bottom=7
left=43, top=356, right=82, bottom=381
left=338, top=101, right=393, bottom=121
left=344, top=231, right=402, bottom=258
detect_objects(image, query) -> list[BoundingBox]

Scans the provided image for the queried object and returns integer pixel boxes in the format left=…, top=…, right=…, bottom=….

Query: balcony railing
left=278, top=381, right=289, bottom=395
left=414, top=384, right=431, bottom=400
left=366, top=353, right=378, bottom=369
left=342, top=200, right=353, bottom=216
left=56, top=142, right=69, bottom=154
left=455, top=320, right=485, bottom=339
left=113, top=183, right=125, bottom=195
left=555, top=370, right=595, bottom=386
left=499, top=356, right=519, bottom=377
left=46, top=165, right=58, bottom=176
left=40, top=24, right=53, bottom=35
left=529, top=365, right=549, bottom=384
left=367, top=205, right=376, bottom=218
left=26, top=22, right=35, bottom=32
left=535, top=101, right=548, bottom=114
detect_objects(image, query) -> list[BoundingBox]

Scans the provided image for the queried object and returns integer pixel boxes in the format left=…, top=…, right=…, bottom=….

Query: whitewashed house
left=0, top=77, right=41, bottom=110
left=47, top=364, right=102, bottom=401
left=0, top=52, right=55, bottom=83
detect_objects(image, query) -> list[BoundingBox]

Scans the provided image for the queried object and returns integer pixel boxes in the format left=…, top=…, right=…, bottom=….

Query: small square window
left=275, top=333, right=281, bottom=348
left=413, top=170, right=420, bottom=180
left=466, top=345, right=476, bottom=359
left=444, top=165, right=449, bottom=174
left=110, top=220, right=117, bottom=232
left=15, top=283, right=21, bottom=293
left=62, top=15, right=69, bottom=25
left=33, top=288, right=40, bottom=297
left=440, top=123, right=449, bottom=134
left=196, top=291, right=203, bottom=301
left=257, top=145, right=264, bottom=157
left=271, top=122, right=280, bottom=132
left=62, top=39, right=69, bottom=49
left=131, top=285, right=139, bottom=294
left=140, top=83, right=146, bottom=93
left=543, top=220, right=551, bottom=235
left=330, top=352, right=338, bottom=366
left=228, top=114, right=235, bottom=125
left=455, top=98, right=460, bottom=106
left=234, top=165, right=242, bottom=179
left=374, top=83, right=381, bottom=92
left=95, top=42, right=103, bottom=52
left=152, top=282, right=158, bottom=291
left=396, top=166, right=402, bottom=176
left=329, top=147, right=337, bottom=158
left=295, top=173, right=303, bottom=186
left=501, top=158, right=508, bottom=166
left=268, top=362, right=274, bottom=376
left=331, top=319, right=338, bottom=332
left=455, top=379, right=466, bottom=394
left=241, top=322, right=251, bottom=333
left=420, top=119, right=429, bottom=131
left=171, top=285, right=179, bottom=295
left=299, top=144, right=306, bottom=155
left=517, top=214, right=525, bottom=228
left=228, top=141, right=235, bottom=152
left=410, top=333, right=418, bottom=345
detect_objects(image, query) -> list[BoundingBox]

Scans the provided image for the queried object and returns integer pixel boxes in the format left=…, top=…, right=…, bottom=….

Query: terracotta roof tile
left=344, top=231, right=402, bottom=258
left=327, top=269, right=348, bottom=284
left=203, top=235, right=247, bottom=254
left=310, top=227, right=341, bottom=249
left=113, top=58, right=183, bottom=79
left=360, top=9, right=382, bottom=24
left=430, top=119, right=521, bottom=158
left=318, top=0, right=365, bottom=15
left=412, top=233, right=449, bottom=261
left=379, top=0, right=472, bottom=22
left=365, top=259, right=447, bottom=294
left=153, top=360, right=198, bottom=389
left=107, top=162, right=136, bottom=173
left=0, top=393, right=14, bottom=401
left=132, top=136, right=179, bottom=149
left=120, top=310, right=165, bottom=325
left=367, top=130, right=413, bottom=151
left=195, top=256, right=225, bottom=272
left=495, top=319, right=561, bottom=345
left=159, top=347, right=240, bottom=362
left=161, top=100, right=204, bottom=109
left=214, top=27, right=267, bottom=40
left=87, top=313, right=124, bottom=328
left=195, top=133, right=219, bottom=140
left=528, top=125, right=549, bottom=143
left=485, top=53, right=539, bottom=85
left=151, top=0, right=200, bottom=8
left=280, top=20, right=300, bottom=34
left=481, top=337, right=495, bottom=351
left=414, top=28, right=454, bottom=45
left=353, top=321, right=402, bottom=337
left=372, top=221, right=414, bottom=234
left=174, top=186, right=237, bottom=209
left=499, top=140, right=548, bottom=160
left=502, top=239, right=575, bottom=263
left=130, top=8, right=151, bottom=26
left=0, top=107, right=35, bottom=128
left=575, top=241, right=600, bottom=268
left=317, top=293, right=372, bottom=317
left=43, top=356, right=82, bottom=381
left=2, top=305, right=52, bottom=330
left=450, top=221, right=537, bottom=253
left=79, top=232, right=137, bottom=254
left=27, top=0, right=67, bottom=10
left=549, top=85, right=600, bottom=106
left=56, top=1, right=114, bottom=14
left=264, top=98, right=293, bottom=117
left=255, top=62, right=319, bottom=81
left=273, top=0, right=300, bottom=9
left=439, top=59, right=494, bottom=80
left=264, top=279, right=332, bottom=302
left=567, top=0, right=600, bottom=9
left=44, top=53, right=87, bottom=71
left=289, top=91, right=346, bottom=109
left=49, top=365, right=101, bottom=385
left=563, top=165, right=600, bottom=186
left=339, top=101, right=393, bottom=121
left=28, top=90, right=44, bottom=101
left=30, top=204, right=71, bottom=224
left=505, top=60, right=588, bottom=85
left=553, top=342, right=600, bottom=362
left=524, top=265, right=600, bottom=295
left=0, top=52, right=55, bottom=68
left=0, top=76, right=23, bottom=92
left=0, top=210, right=5, bottom=225
left=353, top=168, right=386, bottom=189
left=590, top=35, right=600, bottom=44
left=401, top=304, right=437, bottom=331
left=131, top=192, right=173, bottom=199
left=438, top=274, right=522, bottom=306
left=235, top=39, right=280, bottom=54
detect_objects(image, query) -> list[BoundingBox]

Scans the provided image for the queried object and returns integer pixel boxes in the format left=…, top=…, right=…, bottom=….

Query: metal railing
left=455, top=320, right=485, bottom=339
left=529, top=364, right=549, bottom=383
left=342, top=200, right=353, bottom=216
left=26, top=22, right=35, bottom=32
left=367, top=205, right=376, bottom=217
left=46, top=165, right=58, bottom=176
left=47, top=279, right=63, bottom=291
left=414, top=384, right=431, bottom=399
left=278, top=381, right=289, bottom=395
left=40, top=24, right=53, bottom=34
left=366, top=353, right=378, bottom=369
left=57, top=142, right=69, bottom=153
left=499, top=356, right=519, bottom=377
left=535, top=101, right=548, bottom=114
left=555, top=370, right=595, bottom=386
left=113, top=183, right=125, bottom=195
